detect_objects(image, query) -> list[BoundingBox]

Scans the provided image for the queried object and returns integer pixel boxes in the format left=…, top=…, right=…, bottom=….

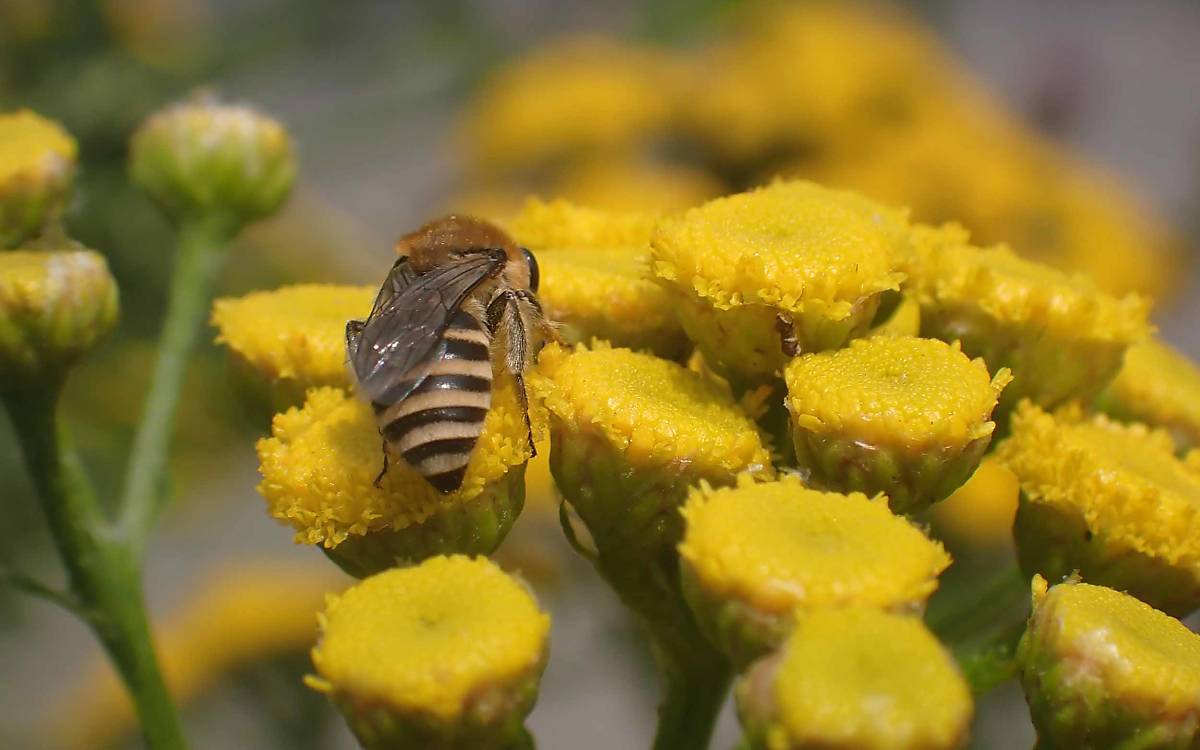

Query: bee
left=346, top=215, right=554, bottom=494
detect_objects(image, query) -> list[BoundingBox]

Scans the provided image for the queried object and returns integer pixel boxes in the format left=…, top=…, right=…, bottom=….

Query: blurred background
left=2, top=0, right=1199, bottom=747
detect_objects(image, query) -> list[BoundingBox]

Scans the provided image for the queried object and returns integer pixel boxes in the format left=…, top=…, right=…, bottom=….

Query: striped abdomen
left=375, top=309, right=492, bottom=494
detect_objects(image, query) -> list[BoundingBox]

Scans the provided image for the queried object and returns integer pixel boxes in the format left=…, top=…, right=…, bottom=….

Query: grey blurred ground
left=3, top=1, right=1200, bottom=748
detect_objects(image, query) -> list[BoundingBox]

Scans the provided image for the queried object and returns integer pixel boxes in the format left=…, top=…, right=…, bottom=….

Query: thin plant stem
left=119, top=217, right=231, bottom=553
left=4, top=385, right=187, bottom=750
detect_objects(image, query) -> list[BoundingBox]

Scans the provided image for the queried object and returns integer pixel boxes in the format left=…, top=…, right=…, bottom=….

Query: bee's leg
left=776, top=312, right=801, bottom=357
left=345, top=319, right=365, bottom=361
left=487, top=291, right=537, bottom=457
left=373, top=437, right=389, bottom=488
left=514, top=289, right=563, bottom=345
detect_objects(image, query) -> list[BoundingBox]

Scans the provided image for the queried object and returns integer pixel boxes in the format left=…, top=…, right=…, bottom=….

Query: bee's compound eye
left=521, top=247, right=540, bottom=292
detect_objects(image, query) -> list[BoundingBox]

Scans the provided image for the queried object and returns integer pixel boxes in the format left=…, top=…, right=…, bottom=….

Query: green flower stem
left=119, top=217, right=232, bottom=552
left=654, top=650, right=731, bottom=750
left=3, top=385, right=187, bottom=750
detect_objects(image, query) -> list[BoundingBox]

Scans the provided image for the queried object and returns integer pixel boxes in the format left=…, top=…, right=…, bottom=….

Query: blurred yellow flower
left=309, top=556, right=548, bottom=747
left=460, top=36, right=684, bottom=175
left=929, top=456, right=1020, bottom=549
left=1098, top=336, right=1200, bottom=450
left=1001, top=402, right=1200, bottom=615
left=508, top=197, right=658, bottom=250
left=552, top=157, right=723, bottom=214
left=0, top=109, right=77, bottom=248
left=737, top=607, right=972, bottom=750
left=55, top=561, right=346, bottom=750
left=679, top=475, right=949, bottom=665
left=1019, top=576, right=1200, bottom=749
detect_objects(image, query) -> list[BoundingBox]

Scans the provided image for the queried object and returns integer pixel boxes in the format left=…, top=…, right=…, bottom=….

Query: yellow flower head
left=651, top=180, right=907, bottom=383
left=256, top=382, right=540, bottom=551
left=509, top=199, right=687, bottom=358
left=738, top=607, right=972, bottom=750
left=786, top=337, right=1006, bottom=448
left=532, top=342, right=771, bottom=478
left=1001, top=402, right=1200, bottom=615
left=129, top=96, right=296, bottom=228
left=460, top=36, right=682, bottom=174
left=866, top=293, right=921, bottom=339
left=0, top=110, right=77, bottom=248
left=679, top=475, right=949, bottom=664
left=508, top=197, right=658, bottom=251
left=211, top=283, right=373, bottom=408
left=1019, top=576, right=1200, bottom=749
left=652, top=179, right=905, bottom=317
left=909, top=229, right=1149, bottom=416
left=784, top=336, right=1009, bottom=513
left=0, top=248, right=119, bottom=387
left=1098, top=337, right=1200, bottom=450
left=309, top=556, right=549, bottom=746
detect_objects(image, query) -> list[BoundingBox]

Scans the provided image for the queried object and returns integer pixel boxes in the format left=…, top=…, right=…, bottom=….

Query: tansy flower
left=784, top=336, right=1010, bottom=513
left=1000, top=402, right=1200, bottom=616
left=459, top=36, right=684, bottom=175
left=308, top=556, right=549, bottom=749
left=929, top=456, right=1021, bottom=549
left=257, top=381, right=541, bottom=577
left=509, top=199, right=687, bottom=358
left=129, top=95, right=295, bottom=230
left=0, top=110, right=77, bottom=248
left=53, top=561, right=347, bottom=750
left=651, top=179, right=907, bottom=386
left=211, top=283, right=374, bottom=414
left=551, top=157, right=724, bottom=214
left=907, top=224, right=1149, bottom=420
left=866, top=292, right=921, bottom=339
left=678, top=475, right=950, bottom=666
left=1018, top=575, right=1200, bottom=749
left=0, top=246, right=118, bottom=391
left=681, top=2, right=956, bottom=168
left=1097, top=336, right=1200, bottom=450
left=532, top=342, right=773, bottom=743
left=736, top=607, right=972, bottom=750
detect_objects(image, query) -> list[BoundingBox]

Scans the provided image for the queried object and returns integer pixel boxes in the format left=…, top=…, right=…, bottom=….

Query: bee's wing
left=351, top=253, right=504, bottom=404
left=368, top=256, right=420, bottom=318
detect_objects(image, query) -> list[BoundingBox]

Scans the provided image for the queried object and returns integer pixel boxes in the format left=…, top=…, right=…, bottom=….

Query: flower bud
left=129, top=97, right=296, bottom=229
left=650, top=180, right=907, bottom=387
left=784, top=336, right=1010, bottom=513
left=0, top=248, right=118, bottom=390
left=0, top=110, right=77, bottom=249
left=736, top=607, right=972, bottom=750
left=1000, top=402, right=1200, bottom=616
left=1096, top=336, right=1200, bottom=450
left=308, top=556, right=549, bottom=750
left=679, top=475, right=949, bottom=666
left=1018, top=575, right=1200, bottom=749
left=256, top=384, right=539, bottom=578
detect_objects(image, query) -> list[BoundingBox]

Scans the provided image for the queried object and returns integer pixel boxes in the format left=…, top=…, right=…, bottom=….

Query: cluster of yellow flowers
left=454, top=2, right=1181, bottom=303
left=215, top=158, right=1200, bottom=747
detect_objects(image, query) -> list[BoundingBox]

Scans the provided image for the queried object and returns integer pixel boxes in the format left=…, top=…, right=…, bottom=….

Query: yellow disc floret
left=0, top=110, right=77, bottom=248
left=652, top=179, right=905, bottom=318
left=738, top=607, right=972, bottom=750
left=532, top=342, right=771, bottom=477
left=553, top=158, right=723, bottom=214
left=1019, top=576, right=1200, bottom=748
left=508, top=197, right=659, bottom=251
left=256, top=383, right=540, bottom=549
left=537, top=246, right=686, bottom=358
left=679, top=475, right=949, bottom=663
left=1098, top=337, right=1200, bottom=450
left=681, top=475, right=948, bottom=613
left=785, top=337, right=1006, bottom=448
left=1000, top=403, right=1200, bottom=615
left=310, top=556, right=548, bottom=745
left=212, top=284, right=372, bottom=402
